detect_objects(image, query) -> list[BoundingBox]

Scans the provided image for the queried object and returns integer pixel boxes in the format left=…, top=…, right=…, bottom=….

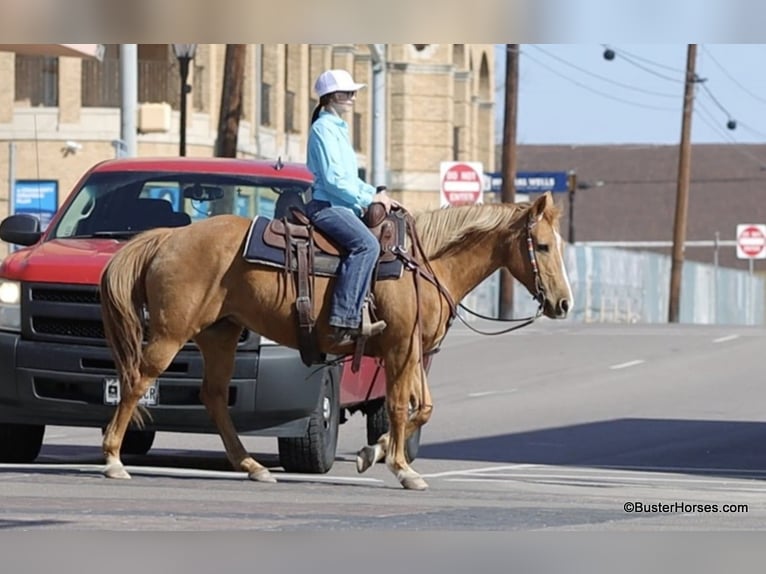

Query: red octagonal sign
left=440, top=162, right=484, bottom=207
left=736, top=224, right=766, bottom=260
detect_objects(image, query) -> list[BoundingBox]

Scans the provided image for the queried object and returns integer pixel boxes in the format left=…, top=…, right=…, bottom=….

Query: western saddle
left=263, top=195, right=405, bottom=371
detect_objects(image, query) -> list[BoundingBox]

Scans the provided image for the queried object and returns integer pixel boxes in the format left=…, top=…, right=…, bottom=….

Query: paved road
left=2, top=321, right=766, bottom=531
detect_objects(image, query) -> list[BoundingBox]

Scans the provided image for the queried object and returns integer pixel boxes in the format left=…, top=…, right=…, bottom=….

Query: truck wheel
left=0, top=423, right=45, bottom=463
left=365, top=399, right=421, bottom=463
left=278, top=366, right=340, bottom=474
left=101, top=428, right=156, bottom=456
left=122, top=429, right=156, bottom=455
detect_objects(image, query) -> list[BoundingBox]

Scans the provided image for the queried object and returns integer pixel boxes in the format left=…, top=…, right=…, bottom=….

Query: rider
left=305, top=69, right=395, bottom=346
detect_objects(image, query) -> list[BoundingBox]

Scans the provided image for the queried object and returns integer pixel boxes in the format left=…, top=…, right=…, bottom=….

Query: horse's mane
left=412, top=202, right=532, bottom=259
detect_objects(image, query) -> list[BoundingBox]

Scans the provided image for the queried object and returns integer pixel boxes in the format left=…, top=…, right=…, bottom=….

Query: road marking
left=467, top=389, right=517, bottom=398
left=609, top=359, right=645, bottom=370
left=0, top=463, right=385, bottom=485
left=713, top=334, right=740, bottom=343
left=435, top=463, right=766, bottom=490
left=422, top=463, right=539, bottom=479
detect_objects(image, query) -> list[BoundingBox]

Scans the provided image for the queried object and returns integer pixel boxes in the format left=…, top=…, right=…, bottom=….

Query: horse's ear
left=529, top=191, right=553, bottom=221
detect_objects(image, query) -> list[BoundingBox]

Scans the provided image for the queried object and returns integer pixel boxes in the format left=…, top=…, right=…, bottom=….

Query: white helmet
left=314, top=69, right=366, bottom=98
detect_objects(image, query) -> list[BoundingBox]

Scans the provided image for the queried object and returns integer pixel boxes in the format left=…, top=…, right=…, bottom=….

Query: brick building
left=0, top=43, right=496, bottom=256
left=501, top=143, right=766, bottom=271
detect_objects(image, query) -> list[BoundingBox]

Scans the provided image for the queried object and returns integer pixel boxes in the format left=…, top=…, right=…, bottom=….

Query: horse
left=99, top=191, right=573, bottom=490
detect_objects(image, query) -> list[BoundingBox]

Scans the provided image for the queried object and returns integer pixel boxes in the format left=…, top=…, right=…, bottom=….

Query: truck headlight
left=0, top=280, right=21, bottom=331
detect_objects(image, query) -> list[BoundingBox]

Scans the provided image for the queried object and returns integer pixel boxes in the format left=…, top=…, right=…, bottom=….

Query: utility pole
left=567, top=171, right=576, bottom=244
left=668, top=44, right=697, bottom=323
left=499, top=44, right=519, bottom=319
left=368, top=44, right=387, bottom=189
left=119, top=44, right=137, bottom=157
left=216, top=44, right=247, bottom=158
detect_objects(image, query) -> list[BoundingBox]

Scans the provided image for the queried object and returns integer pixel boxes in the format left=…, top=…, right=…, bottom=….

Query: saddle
left=244, top=202, right=408, bottom=370
left=262, top=203, right=400, bottom=264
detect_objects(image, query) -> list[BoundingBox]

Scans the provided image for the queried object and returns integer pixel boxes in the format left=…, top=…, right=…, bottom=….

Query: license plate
left=103, top=377, right=158, bottom=406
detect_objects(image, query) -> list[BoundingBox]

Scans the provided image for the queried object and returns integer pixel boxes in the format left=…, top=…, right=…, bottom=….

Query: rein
left=401, top=212, right=546, bottom=338
left=456, top=217, right=545, bottom=336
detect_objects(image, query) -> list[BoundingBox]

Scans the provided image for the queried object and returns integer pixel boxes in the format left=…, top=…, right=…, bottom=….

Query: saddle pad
left=243, top=216, right=404, bottom=280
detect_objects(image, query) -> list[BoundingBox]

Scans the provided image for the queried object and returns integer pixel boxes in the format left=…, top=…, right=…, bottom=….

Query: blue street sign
left=487, top=171, right=570, bottom=193
left=12, top=179, right=58, bottom=229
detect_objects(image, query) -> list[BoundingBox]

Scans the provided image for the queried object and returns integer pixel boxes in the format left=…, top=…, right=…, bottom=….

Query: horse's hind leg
left=357, top=371, right=432, bottom=475
left=195, top=321, right=275, bottom=483
left=103, top=339, right=181, bottom=479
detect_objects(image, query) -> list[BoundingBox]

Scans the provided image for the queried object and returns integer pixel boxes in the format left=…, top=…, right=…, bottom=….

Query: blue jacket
left=307, top=111, right=375, bottom=216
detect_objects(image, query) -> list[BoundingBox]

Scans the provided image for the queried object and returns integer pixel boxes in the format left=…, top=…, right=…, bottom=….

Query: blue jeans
left=306, top=200, right=379, bottom=329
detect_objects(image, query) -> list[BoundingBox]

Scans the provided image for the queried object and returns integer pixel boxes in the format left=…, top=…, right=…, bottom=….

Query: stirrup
left=361, top=298, right=386, bottom=337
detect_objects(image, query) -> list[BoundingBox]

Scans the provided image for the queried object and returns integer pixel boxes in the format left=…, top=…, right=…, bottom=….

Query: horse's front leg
left=356, top=372, right=433, bottom=475
left=380, top=352, right=429, bottom=490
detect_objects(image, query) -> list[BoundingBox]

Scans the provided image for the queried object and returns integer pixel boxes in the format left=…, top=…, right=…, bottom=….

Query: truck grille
left=23, top=283, right=250, bottom=346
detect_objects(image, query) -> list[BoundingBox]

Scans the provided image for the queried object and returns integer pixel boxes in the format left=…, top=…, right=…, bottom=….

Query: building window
left=353, top=112, right=362, bottom=151
left=15, top=56, right=58, bottom=107
left=261, top=82, right=271, bottom=126
left=285, top=90, right=295, bottom=133
left=82, top=45, right=205, bottom=110
left=82, top=56, right=119, bottom=107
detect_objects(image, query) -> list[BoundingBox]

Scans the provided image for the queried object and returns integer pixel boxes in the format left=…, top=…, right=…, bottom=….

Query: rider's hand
left=373, top=190, right=401, bottom=212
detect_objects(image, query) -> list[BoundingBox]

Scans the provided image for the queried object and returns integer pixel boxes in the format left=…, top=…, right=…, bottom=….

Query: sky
left=494, top=44, right=766, bottom=146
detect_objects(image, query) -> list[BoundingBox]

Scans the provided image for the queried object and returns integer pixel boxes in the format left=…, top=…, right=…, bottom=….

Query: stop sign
left=736, top=224, right=766, bottom=259
left=440, top=162, right=484, bottom=207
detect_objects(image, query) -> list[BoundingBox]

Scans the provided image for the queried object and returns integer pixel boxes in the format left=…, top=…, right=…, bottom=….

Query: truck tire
left=278, top=366, right=340, bottom=474
left=0, top=423, right=45, bottom=463
left=365, top=399, right=421, bottom=463
left=122, top=429, right=156, bottom=455
left=101, top=428, right=156, bottom=456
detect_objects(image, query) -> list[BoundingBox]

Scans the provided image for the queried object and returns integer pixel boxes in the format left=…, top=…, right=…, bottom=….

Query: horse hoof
left=356, top=446, right=378, bottom=473
left=249, top=469, right=277, bottom=483
left=400, top=476, right=429, bottom=491
left=104, top=463, right=131, bottom=480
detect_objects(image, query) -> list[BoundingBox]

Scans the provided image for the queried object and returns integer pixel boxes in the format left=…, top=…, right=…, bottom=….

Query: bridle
left=396, top=211, right=546, bottom=341
left=455, top=215, right=545, bottom=336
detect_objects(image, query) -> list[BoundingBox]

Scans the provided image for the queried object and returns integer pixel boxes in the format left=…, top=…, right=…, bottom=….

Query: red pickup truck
left=0, top=157, right=419, bottom=473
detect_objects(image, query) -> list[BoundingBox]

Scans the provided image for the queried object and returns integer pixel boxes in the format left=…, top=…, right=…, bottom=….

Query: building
left=494, top=143, right=766, bottom=271
left=0, top=43, right=496, bottom=255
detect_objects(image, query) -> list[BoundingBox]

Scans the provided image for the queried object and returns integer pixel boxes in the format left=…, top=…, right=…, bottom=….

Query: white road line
left=467, top=389, right=517, bottom=398
left=609, top=359, right=645, bottom=370
left=422, top=463, right=539, bottom=479
left=446, top=472, right=766, bottom=486
left=713, top=334, right=740, bottom=343
left=0, top=463, right=385, bottom=485
left=444, top=476, right=766, bottom=492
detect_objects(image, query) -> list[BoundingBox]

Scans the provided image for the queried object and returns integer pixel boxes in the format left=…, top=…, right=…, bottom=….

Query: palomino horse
left=99, top=191, right=572, bottom=490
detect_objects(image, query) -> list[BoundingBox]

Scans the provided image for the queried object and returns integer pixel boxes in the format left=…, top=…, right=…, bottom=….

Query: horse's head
left=507, top=192, right=573, bottom=319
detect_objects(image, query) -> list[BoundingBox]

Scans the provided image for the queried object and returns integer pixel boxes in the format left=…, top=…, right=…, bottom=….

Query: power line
left=735, top=121, right=766, bottom=141
left=602, top=44, right=686, bottom=74
left=701, top=45, right=766, bottom=106
left=521, top=49, right=679, bottom=112
left=695, top=102, right=766, bottom=169
left=528, top=45, right=678, bottom=99
left=699, top=83, right=733, bottom=118
left=602, top=45, right=685, bottom=83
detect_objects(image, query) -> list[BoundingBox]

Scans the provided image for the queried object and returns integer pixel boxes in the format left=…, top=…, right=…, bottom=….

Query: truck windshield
left=49, top=171, right=310, bottom=239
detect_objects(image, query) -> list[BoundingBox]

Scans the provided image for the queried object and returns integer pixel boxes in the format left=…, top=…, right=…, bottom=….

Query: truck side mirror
left=0, top=214, right=42, bottom=246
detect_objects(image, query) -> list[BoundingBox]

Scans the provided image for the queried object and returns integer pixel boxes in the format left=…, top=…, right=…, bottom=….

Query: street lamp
left=172, top=43, right=197, bottom=157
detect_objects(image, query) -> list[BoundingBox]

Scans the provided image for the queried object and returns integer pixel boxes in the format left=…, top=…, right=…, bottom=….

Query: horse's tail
left=99, top=228, right=173, bottom=426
